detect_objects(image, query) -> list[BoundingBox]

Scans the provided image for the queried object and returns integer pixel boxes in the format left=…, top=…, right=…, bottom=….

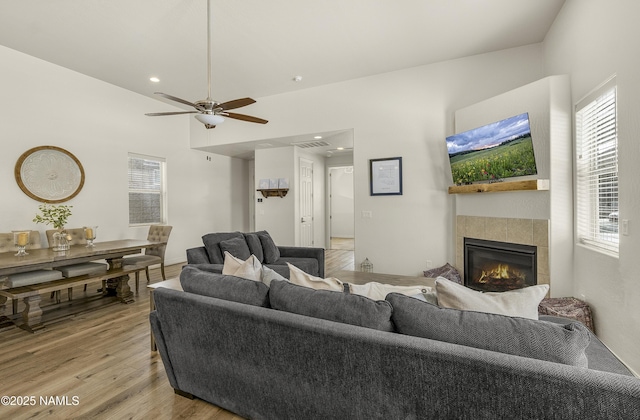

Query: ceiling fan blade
left=218, top=97, right=256, bottom=111
left=145, top=111, right=198, bottom=116
left=225, top=112, right=268, bottom=124
left=154, top=92, right=203, bottom=110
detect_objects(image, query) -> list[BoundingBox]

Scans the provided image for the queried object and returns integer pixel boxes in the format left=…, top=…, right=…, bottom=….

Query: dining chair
left=123, top=225, right=172, bottom=292
left=1, top=231, right=62, bottom=314
left=45, top=228, right=107, bottom=302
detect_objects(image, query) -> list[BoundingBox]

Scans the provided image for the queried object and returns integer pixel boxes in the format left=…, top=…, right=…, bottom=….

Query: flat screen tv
left=446, top=112, right=537, bottom=185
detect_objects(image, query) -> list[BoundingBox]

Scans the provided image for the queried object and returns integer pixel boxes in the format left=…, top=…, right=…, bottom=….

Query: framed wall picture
left=369, top=157, right=403, bottom=196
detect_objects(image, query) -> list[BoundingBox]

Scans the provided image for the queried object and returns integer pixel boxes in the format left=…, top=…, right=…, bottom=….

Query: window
left=128, top=153, right=166, bottom=225
left=575, top=77, right=618, bottom=255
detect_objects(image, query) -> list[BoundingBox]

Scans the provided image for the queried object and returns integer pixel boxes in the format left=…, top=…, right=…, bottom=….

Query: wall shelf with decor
left=448, top=179, right=549, bottom=194
left=257, top=188, right=289, bottom=198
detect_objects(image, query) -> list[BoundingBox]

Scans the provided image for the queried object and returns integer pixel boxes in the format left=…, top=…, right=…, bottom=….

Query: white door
left=300, top=158, right=314, bottom=246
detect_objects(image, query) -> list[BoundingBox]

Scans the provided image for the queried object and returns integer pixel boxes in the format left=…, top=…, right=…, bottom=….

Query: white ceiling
left=0, top=0, right=564, bottom=157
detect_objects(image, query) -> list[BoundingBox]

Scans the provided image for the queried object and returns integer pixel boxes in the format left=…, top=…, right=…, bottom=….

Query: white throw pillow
left=349, top=282, right=433, bottom=301
left=222, top=251, right=244, bottom=274
left=287, top=263, right=343, bottom=291
left=222, top=251, right=263, bottom=282
left=435, top=276, right=548, bottom=320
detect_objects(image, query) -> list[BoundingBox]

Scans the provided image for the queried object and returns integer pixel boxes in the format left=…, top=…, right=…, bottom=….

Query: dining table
left=0, top=239, right=164, bottom=332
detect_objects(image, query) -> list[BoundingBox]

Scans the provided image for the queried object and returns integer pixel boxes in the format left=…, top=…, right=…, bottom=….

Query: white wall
left=0, top=45, right=249, bottom=266
left=543, top=0, right=640, bottom=374
left=253, top=147, right=326, bottom=248
left=198, top=44, right=546, bottom=275
left=329, top=167, right=355, bottom=238
left=254, top=147, right=296, bottom=245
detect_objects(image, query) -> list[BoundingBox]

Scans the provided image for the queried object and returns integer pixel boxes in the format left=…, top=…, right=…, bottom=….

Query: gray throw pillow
left=258, top=231, right=280, bottom=264
left=219, top=236, right=251, bottom=260
left=244, top=233, right=264, bottom=262
left=386, top=293, right=590, bottom=367
left=202, top=232, right=245, bottom=264
left=262, top=265, right=287, bottom=287
left=180, top=265, right=270, bottom=307
left=270, top=280, right=394, bottom=332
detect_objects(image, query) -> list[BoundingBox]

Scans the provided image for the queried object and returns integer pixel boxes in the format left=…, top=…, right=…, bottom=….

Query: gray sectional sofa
left=186, top=231, right=324, bottom=278
left=150, top=267, right=640, bottom=420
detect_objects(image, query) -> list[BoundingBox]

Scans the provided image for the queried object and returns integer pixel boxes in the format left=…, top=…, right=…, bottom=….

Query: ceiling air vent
left=292, top=140, right=331, bottom=149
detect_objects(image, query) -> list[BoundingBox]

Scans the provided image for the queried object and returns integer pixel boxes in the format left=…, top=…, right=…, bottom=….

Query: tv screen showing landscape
left=446, top=112, right=537, bottom=185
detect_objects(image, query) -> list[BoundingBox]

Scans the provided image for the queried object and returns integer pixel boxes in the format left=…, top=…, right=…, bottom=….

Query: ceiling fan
left=145, top=0, right=267, bottom=129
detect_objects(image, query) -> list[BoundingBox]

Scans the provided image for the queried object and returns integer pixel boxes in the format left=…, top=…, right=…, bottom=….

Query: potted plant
left=33, top=204, right=73, bottom=250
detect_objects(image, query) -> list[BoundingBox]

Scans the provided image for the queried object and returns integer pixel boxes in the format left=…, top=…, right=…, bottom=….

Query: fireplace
left=464, top=238, right=537, bottom=292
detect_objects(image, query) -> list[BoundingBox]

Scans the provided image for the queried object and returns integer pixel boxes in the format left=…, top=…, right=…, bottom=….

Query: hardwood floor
left=0, top=249, right=353, bottom=419
left=326, top=237, right=354, bottom=276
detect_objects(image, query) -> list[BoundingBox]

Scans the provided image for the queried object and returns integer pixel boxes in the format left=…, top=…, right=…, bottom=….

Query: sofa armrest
left=186, top=246, right=210, bottom=264
left=278, top=246, right=325, bottom=278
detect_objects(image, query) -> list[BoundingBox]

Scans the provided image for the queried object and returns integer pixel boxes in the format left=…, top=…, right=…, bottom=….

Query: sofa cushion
left=202, top=232, right=245, bottom=264
left=55, top=262, right=108, bottom=277
left=387, top=293, right=590, bottom=367
left=180, top=265, right=270, bottom=307
left=219, top=236, right=251, bottom=261
left=270, top=280, right=394, bottom=332
left=257, top=231, right=280, bottom=263
left=6, top=269, right=64, bottom=287
left=243, top=233, right=264, bottom=262
left=287, top=263, right=343, bottom=291
left=436, top=276, right=548, bottom=320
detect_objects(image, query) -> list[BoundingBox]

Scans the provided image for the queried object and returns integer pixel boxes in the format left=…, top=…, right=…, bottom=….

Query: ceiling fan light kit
left=195, top=113, right=225, bottom=126
left=145, top=0, right=267, bottom=129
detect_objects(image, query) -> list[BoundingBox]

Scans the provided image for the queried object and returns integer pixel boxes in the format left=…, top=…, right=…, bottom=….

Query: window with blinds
left=575, top=77, right=618, bottom=255
left=128, top=154, right=166, bottom=225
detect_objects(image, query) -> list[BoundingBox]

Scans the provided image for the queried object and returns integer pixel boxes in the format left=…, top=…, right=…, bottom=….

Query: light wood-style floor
left=326, top=237, right=354, bottom=276
left=0, top=248, right=354, bottom=420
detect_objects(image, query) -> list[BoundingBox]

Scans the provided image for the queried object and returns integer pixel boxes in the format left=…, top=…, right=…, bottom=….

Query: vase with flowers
left=33, top=204, right=73, bottom=251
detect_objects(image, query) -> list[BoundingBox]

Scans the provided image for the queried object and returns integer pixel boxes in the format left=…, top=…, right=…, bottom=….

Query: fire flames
left=477, top=264, right=525, bottom=285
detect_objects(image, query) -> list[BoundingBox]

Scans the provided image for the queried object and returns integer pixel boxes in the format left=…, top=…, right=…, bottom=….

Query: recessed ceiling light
left=293, top=76, right=303, bottom=82
left=150, top=77, right=160, bottom=83
left=337, top=147, right=344, bottom=150
left=314, top=135, right=322, bottom=140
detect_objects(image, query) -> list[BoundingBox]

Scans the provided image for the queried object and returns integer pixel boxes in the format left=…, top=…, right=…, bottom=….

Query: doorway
left=328, top=166, right=354, bottom=251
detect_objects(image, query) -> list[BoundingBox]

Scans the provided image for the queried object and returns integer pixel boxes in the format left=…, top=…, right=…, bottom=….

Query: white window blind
left=575, top=77, right=618, bottom=255
left=128, top=154, right=166, bottom=225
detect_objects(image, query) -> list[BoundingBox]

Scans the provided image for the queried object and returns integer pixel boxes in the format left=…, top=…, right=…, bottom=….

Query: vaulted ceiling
left=0, top=0, right=565, bottom=107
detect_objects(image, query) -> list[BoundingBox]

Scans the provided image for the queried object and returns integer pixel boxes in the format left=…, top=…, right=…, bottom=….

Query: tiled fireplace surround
left=456, top=216, right=550, bottom=289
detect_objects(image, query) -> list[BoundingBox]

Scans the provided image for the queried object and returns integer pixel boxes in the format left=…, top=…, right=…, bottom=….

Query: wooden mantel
left=448, top=179, right=549, bottom=194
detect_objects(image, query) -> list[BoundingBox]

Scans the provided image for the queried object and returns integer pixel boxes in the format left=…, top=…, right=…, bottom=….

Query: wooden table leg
left=20, top=293, right=45, bottom=333
left=105, top=256, right=135, bottom=304
left=115, top=274, right=135, bottom=304
left=0, top=295, right=15, bottom=332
